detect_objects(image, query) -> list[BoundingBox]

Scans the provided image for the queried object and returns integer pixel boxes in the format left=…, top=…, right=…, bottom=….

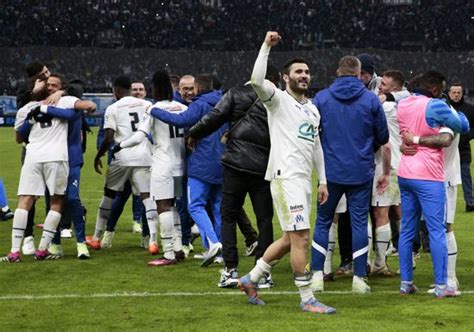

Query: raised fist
left=264, top=31, right=281, bottom=47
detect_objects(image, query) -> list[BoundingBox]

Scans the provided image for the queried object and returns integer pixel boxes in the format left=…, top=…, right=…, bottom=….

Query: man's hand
left=187, top=137, right=197, bottom=151
left=376, top=175, right=389, bottom=194
left=400, top=142, right=418, bottom=156
left=26, top=106, right=41, bottom=121
left=32, top=79, right=46, bottom=94
left=44, top=90, right=64, bottom=105
left=318, top=184, right=329, bottom=205
left=264, top=31, right=281, bottom=47
left=402, top=131, right=415, bottom=145
left=111, top=143, right=122, bottom=160
left=94, top=156, right=103, bottom=174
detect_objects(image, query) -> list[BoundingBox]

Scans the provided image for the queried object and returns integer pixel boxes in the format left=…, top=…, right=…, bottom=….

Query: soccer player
left=310, top=56, right=389, bottom=294
left=87, top=77, right=157, bottom=252
left=370, top=70, right=407, bottom=276
left=2, top=74, right=82, bottom=262
left=397, top=70, right=469, bottom=297
left=112, top=70, right=188, bottom=265
left=237, top=31, right=334, bottom=314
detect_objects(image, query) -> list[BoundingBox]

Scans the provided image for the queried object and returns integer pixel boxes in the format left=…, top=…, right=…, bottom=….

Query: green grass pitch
left=1, top=127, right=473, bottom=331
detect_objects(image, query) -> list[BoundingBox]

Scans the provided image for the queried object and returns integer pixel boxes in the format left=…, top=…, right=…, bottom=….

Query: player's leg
left=372, top=206, right=391, bottom=274
left=346, top=180, right=372, bottom=293
left=237, top=208, right=258, bottom=255
left=444, top=184, right=459, bottom=291
left=131, top=194, right=143, bottom=233
left=398, top=177, right=421, bottom=294
left=106, top=181, right=132, bottom=233
left=171, top=177, right=184, bottom=256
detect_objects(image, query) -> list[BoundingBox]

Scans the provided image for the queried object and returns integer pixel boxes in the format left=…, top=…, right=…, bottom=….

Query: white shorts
left=150, top=173, right=183, bottom=200
left=105, top=164, right=150, bottom=195
left=445, top=184, right=457, bottom=224
left=18, top=161, right=69, bottom=196
left=335, top=194, right=347, bottom=214
left=371, top=168, right=401, bottom=207
left=270, top=177, right=311, bottom=232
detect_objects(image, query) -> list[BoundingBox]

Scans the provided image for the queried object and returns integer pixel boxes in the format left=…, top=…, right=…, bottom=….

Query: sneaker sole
left=201, top=246, right=222, bottom=267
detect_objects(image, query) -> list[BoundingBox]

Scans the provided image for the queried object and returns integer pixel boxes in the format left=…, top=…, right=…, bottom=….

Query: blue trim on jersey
left=426, top=99, right=470, bottom=133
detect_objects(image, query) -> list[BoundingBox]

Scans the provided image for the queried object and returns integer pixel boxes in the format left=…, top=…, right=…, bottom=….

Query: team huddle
left=2, top=31, right=472, bottom=315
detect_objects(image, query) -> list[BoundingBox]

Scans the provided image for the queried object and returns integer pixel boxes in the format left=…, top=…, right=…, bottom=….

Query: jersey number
left=129, top=112, right=139, bottom=132
left=169, top=125, right=184, bottom=138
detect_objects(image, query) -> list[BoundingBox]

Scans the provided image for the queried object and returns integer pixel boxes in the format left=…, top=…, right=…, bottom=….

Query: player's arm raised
left=250, top=31, right=281, bottom=103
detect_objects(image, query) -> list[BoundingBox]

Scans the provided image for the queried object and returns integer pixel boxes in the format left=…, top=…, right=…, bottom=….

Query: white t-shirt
left=23, top=96, right=77, bottom=164
left=139, top=100, right=187, bottom=176
left=104, top=96, right=152, bottom=167
left=382, top=101, right=402, bottom=169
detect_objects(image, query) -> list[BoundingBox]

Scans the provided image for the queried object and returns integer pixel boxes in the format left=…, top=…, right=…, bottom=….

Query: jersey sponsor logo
left=290, top=204, right=304, bottom=213
left=294, top=214, right=304, bottom=223
left=297, top=122, right=316, bottom=142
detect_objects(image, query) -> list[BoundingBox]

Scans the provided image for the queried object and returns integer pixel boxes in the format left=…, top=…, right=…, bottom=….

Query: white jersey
left=379, top=101, right=402, bottom=169
left=23, top=96, right=77, bottom=164
left=442, top=127, right=461, bottom=186
left=138, top=100, right=187, bottom=176
left=14, top=101, right=40, bottom=131
left=104, top=96, right=152, bottom=167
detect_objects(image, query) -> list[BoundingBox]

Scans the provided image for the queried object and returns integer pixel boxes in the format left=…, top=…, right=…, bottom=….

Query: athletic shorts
left=18, top=161, right=69, bottom=196
left=335, top=194, right=347, bottom=214
left=105, top=164, right=150, bottom=195
left=270, top=177, right=311, bottom=232
left=150, top=173, right=183, bottom=201
left=445, top=183, right=457, bottom=224
left=372, top=168, right=401, bottom=207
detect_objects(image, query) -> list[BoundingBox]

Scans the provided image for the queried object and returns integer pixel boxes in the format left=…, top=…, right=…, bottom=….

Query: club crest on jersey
left=297, top=122, right=316, bottom=142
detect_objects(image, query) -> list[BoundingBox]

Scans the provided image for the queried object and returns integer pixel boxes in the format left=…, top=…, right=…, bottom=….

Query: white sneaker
left=310, top=270, right=324, bottom=292
left=48, top=244, right=64, bottom=257
left=182, top=245, right=191, bottom=258
left=101, top=231, right=114, bottom=249
left=213, top=256, right=224, bottom=264
left=258, top=273, right=274, bottom=289
left=22, top=236, right=36, bottom=255
left=60, top=229, right=73, bottom=238
left=132, top=221, right=142, bottom=234
left=352, top=276, right=371, bottom=294
left=201, top=242, right=222, bottom=267
left=77, top=242, right=90, bottom=259
left=194, top=251, right=208, bottom=260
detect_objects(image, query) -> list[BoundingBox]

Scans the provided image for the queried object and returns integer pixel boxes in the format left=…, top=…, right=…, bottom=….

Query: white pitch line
left=0, top=290, right=473, bottom=301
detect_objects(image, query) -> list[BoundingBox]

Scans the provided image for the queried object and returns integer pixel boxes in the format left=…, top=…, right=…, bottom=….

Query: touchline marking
left=1, top=290, right=473, bottom=301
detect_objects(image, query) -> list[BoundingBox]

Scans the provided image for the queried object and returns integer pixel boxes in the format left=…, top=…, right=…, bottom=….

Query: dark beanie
left=357, top=53, right=375, bottom=75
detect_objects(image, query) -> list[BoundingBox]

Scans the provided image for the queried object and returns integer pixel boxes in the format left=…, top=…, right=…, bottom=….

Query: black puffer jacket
left=450, top=97, right=474, bottom=163
left=188, top=84, right=270, bottom=176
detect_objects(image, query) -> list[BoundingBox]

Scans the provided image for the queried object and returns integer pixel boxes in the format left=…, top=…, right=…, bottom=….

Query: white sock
left=159, top=211, right=175, bottom=260
left=171, top=207, right=182, bottom=252
left=11, top=208, right=28, bottom=252
left=294, top=274, right=314, bottom=303
left=324, top=223, right=336, bottom=275
left=447, top=231, right=457, bottom=283
left=94, top=196, right=113, bottom=240
left=375, top=223, right=391, bottom=268
left=249, top=258, right=271, bottom=283
left=367, top=222, right=373, bottom=265
left=143, top=198, right=158, bottom=242
left=38, top=210, right=61, bottom=250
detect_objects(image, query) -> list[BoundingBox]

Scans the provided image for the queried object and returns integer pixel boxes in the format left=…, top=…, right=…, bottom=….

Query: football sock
left=294, top=273, right=314, bottom=303
left=159, top=211, right=175, bottom=260
left=374, top=223, right=391, bottom=268
left=94, top=196, right=113, bottom=240
left=38, top=210, right=61, bottom=250
left=171, top=207, right=183, bottom=252
left=323, top=223, right=336, bottom=275
left=143, top=198, right=158, bottom=242
left=249, top=258, right=271, bottom=283
left=11, top=208, right=28, bottom=252
left=367, top=222, right=373, bottom=266
left=447, top=231, right=457, bottom=284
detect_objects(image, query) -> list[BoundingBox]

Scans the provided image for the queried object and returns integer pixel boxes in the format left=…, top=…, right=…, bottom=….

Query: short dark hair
left=210, top=75, right=222, bottom=90
left=282, top=57, right=309, bottom=75
left=382, top=70, right=405, bottom=89
left=48, top=73, right=66, bottom=89
left=418, top=70, right=445, bottom=91
left=449, top=82, right=463, bottom=90
left=113, top=76, right=131, bottom=90
left=25, top=61, right=45, bottom=78
left=152, top=70, right=173, bottom=101
left=195, top=74, right=213, bottom=91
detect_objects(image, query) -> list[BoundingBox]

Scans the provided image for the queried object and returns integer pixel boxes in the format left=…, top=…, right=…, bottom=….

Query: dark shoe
left=466, top=203, right=474, bottom=212
left=0, top=209, right=14, bottom=221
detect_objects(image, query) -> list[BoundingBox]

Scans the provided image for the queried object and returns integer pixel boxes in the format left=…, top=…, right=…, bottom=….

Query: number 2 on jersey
left=129, top=112, right=139, bottom=131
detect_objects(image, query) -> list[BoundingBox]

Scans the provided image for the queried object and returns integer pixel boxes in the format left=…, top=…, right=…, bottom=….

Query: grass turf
left=1, top=127, right=474, bottom=331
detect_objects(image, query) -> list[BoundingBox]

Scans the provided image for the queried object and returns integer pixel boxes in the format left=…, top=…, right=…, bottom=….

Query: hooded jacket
left=450, top=97, right=474, bottom=163
left=188, top=84, right=270, bottom=176
left=314, top=76, right=389, bottom=185
left=150, top=90, right=225, bottom=184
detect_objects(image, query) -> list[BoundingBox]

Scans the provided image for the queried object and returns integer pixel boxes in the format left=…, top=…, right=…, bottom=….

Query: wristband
left=413, top=136, right=420, bottom=145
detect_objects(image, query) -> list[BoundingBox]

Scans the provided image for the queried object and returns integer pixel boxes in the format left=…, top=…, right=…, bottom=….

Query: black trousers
left=221, top=166, right=273, bottom=269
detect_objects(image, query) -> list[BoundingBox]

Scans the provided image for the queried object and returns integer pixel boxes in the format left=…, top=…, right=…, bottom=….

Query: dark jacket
left=150, top=90, right=225, bottom=184
left=314, top=76, right=388, bottom=185
left=189, top=84, right=270, bottom=176
left=450, top=97, right=474, bottom=164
